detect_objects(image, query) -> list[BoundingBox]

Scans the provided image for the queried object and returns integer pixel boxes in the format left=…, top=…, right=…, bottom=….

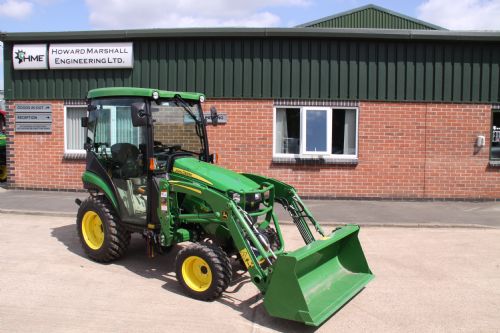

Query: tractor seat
left=111, top=143, right=143, bottom=179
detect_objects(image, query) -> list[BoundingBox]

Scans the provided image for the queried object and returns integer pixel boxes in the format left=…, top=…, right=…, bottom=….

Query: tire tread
left=76, top=195, right=131, bottom=262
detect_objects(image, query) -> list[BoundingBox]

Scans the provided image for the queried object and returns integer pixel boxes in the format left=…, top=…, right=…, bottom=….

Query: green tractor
left=76, top=87, right=373, bottom=326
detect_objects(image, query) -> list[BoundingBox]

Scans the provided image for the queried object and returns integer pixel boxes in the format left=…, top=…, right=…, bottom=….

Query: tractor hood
left=172, top=157, right=259, bottom=193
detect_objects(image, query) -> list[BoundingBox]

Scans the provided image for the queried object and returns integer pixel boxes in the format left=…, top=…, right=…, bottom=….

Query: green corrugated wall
left=4, top=38, right=500, bottom=103
left=305, top=8, right=437, bottom=29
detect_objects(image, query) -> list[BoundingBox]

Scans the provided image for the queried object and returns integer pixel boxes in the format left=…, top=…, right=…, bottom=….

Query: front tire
left=76, top=196, right=130, bottom=262
left=175, top=243, right=232, bottom=301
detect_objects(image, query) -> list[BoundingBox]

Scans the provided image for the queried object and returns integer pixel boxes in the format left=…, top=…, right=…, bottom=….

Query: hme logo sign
left=12, top=44, right=48, bottom=70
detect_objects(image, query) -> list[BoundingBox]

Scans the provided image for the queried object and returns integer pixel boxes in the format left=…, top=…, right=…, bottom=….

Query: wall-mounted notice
left=49, top=42, right=134, bottom=69
left=15, top=104, right=52, bottom=133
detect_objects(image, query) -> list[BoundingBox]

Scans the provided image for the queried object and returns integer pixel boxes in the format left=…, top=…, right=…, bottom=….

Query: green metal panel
left=298, top=5, right=444, bottom=30
left=4, top=37, right=500, bottom=103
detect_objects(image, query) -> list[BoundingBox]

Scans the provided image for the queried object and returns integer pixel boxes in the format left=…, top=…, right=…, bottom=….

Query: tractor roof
left=87, top=87, right=205, bottom=102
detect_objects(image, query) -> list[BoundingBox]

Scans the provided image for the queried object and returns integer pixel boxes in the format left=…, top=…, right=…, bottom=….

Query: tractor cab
left=83, top=88, right=209, bottom=227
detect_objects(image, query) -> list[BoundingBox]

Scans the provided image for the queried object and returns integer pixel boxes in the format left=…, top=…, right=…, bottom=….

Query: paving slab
left=0, top=213, right=499, bottom=332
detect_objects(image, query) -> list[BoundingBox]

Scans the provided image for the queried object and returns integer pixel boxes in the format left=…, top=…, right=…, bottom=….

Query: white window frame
left=273, top=105, right=359, bottom=160
left=301, top=107, right=331, bottom=155
left=64, top=105, right=87, bottom=155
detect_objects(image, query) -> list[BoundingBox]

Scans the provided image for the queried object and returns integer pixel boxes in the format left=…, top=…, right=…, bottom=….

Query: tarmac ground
left=0, top=213, right=499, bottom=332
left=1, top=187, right=499, bottom=227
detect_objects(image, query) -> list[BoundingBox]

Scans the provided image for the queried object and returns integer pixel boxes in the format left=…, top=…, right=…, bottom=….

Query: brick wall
left=5, top=100, right=85, bottom=190
left=206, top=100, right=500, bottom=199
left=5, top=99, right=500, bottom=199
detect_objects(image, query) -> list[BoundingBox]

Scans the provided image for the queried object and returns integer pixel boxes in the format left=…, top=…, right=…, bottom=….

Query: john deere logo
left=15, top=50, right=26, bottom=63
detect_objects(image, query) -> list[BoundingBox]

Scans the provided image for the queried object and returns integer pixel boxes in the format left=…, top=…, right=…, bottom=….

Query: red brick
left=5, top=99, right=500, bottom=199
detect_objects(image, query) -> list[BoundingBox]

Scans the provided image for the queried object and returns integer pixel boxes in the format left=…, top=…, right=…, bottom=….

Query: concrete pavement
left=1, top=186, right=500, bottom=227
left=0, top=213, right=499, bottom=332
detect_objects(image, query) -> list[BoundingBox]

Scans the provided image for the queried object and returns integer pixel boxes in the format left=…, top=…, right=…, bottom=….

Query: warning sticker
left=239, top=248, right=254, bottom=269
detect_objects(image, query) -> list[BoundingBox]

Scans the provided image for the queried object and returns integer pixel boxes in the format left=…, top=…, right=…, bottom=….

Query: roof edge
left=296, top=4, right=446, bottom=30
left=2, top=27, right=500, bottom=43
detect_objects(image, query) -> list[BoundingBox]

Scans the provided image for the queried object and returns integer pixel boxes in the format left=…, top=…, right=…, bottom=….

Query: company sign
left=12, top=44, right=48, bottom=70
left=49, top=42, right=134, bottom=69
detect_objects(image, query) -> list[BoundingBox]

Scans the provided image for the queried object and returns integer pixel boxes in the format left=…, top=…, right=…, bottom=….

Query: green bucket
left=263, top=225, right=373, bottom=326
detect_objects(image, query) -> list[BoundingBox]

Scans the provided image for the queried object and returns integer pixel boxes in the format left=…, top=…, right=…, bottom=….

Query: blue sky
left=2, top=0, right=500, bottom=89
left=0, top=1, right=427, bottom=32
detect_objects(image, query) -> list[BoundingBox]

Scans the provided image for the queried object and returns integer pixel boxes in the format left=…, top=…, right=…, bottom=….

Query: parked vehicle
left=76, top=87, right=373, bottom=326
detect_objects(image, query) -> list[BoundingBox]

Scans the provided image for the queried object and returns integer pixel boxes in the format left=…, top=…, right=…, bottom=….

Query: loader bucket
left=263, top=224, right=373, bottom=326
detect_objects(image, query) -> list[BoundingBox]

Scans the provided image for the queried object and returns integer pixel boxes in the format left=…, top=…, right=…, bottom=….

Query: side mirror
left=210, top=106, right=218, bottom=126
left=81, top=116, right=88, bottom=128
left=131, top=102, right=148, bottom=127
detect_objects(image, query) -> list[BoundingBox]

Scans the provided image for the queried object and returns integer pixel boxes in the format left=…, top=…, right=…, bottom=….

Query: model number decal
left=239, top=248, right=254, bottom=269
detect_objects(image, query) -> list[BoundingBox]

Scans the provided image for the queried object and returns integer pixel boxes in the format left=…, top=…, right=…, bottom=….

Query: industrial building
left=2, top=4, right=500, bottom=199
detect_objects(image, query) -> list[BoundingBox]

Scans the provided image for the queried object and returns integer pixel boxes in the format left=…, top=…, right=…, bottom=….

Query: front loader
left=76, top=87, right=373, bottom=326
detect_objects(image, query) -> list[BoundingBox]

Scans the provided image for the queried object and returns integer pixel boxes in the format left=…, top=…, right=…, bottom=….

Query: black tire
left=175, top=243, right=232, bottom=301
left=76, top=196, right=131, bottom=262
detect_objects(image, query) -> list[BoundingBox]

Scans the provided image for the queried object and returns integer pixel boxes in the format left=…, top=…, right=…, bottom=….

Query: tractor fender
left=82, top=171, right=119, bottom=211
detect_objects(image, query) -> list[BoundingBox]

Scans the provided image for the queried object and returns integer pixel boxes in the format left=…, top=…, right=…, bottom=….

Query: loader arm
left=156, top=178, right=281, bottom=291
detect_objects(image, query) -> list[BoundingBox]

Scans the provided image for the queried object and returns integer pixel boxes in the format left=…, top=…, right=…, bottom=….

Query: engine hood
left=172, top=157, right=259, bottom=193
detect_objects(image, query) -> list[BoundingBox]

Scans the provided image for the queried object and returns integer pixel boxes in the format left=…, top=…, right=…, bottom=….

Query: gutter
left=2, top=27, right=500, bottom=43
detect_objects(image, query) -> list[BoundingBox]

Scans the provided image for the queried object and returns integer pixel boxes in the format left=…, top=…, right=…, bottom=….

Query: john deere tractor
left=76, top=87, right=373, bottom=326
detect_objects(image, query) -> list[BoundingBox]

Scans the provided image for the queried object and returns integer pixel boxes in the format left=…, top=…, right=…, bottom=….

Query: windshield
left=87, top=97, right=147, bottom=152
left=152, top=100, right=204, bottom=156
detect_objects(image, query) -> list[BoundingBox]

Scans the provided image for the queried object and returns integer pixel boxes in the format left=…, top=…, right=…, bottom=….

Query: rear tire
left=175, top=243, right=232, bottom=301
left=76, top=196, right=131, bottom=262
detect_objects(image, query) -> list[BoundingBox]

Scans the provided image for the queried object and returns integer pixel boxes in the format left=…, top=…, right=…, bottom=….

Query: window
left=274, top=106, right=358, bottom=159
left=491, top=109, right=500, bottom=160
left=86, top=100, right=146, bottom=156
left=64, top=106, right=87, bottom=155
left=92, top=106, right=144, bottom=147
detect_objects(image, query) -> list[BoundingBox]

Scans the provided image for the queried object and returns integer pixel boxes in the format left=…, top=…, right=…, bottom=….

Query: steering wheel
left=94, top=142, right=110, bottom=159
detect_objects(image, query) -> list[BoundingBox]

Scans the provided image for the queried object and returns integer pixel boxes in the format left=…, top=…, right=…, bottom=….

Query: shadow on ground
left=51, top=223, right=319, bottom=332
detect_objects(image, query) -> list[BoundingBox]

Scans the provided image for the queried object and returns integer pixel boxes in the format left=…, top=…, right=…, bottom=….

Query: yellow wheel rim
left=182, top=256, right=212, bottom=292
left=81, top=211, right=104, bottom=250
left=0, top=165, right=6, bottom=181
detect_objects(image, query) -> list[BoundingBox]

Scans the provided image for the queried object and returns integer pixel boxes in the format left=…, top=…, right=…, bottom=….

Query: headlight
left=152, top=91, right=159, bottom=100
left=199, top=95, right=205, bottom=103
left=232, top=193, right=241, bottom=203
left=254, top=193, right=262, bottom=201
